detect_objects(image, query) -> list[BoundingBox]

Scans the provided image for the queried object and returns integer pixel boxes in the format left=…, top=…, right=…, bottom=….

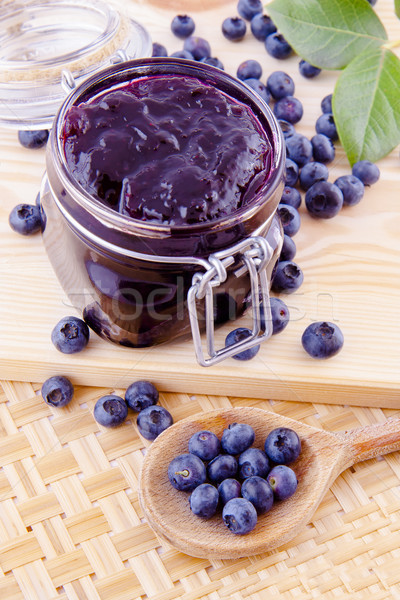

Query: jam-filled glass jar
left=41, top=58, right=285, bottom=366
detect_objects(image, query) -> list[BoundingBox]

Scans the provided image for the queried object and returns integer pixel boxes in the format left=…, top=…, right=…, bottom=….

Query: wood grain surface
left=0, top=0, right=399, bottom=406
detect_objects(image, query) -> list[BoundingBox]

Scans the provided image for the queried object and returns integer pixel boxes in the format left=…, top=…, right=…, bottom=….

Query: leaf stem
left=383, top=38, right=400, bottom=49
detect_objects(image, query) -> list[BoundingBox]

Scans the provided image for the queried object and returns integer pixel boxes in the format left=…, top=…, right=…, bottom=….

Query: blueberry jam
left=62, top=75, right=272, bottom=227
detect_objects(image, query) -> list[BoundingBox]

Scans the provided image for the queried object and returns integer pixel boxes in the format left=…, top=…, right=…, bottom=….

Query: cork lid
left=0, top=0, right=152, bottom=129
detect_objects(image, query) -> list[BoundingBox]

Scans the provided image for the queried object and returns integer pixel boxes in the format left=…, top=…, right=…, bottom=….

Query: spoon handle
left=337, top=418, right=400, bottom=468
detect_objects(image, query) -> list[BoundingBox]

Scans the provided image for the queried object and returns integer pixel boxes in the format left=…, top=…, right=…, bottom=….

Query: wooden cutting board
left=0, top=0, right=399, bottom=407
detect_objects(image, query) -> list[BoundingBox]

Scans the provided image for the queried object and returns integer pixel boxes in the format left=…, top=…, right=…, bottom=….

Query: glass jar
left=41, top=58, right=285, bottom=366
left=0, top=0, right=151, bottom=129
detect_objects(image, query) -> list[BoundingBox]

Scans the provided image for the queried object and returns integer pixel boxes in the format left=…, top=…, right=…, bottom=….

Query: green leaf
left=266, top=0, right=388, bottom=69
left=333, top=47, right=400, bottom=164
left=395, top=0, right=400, bottom=19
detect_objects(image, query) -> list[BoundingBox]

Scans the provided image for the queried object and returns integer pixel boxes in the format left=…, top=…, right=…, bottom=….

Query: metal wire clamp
left=187, top=235, right=274, bottom=367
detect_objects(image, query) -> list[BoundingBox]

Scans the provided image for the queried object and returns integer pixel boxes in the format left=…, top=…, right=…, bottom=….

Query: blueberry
left=189, top=483, right=219, bottom=518
left=183, top=36, right=211, bottom=60
left=237, top=59, right=262, bottom=80
left=261, top=296, right=290, bottom=335
left=207, top=454, right=238, bottom=483
left=168, top=453, right=206, bottom=491
left=264, top=427, right=301, bottom=464
left=125, top=380, right=159, bottom=412
left=94, top=395, right=128, bottom=427
left=366, top=0, right=377, bottom=5
left=299, top=161, right=329, bottom=191
left=9, top=203, right=41, bottom=235
left=137, top=405, right=173, bottom=440
left=285, top=133, right=313, bottom=167
left=311, top=133, right=335, bottom=164
left=218, top=478, right=242, bottom=505
left=280, top=186, right=301, bottom=209
left=243, top=78, right=270, bottom=104
left=265, top=33, right=292, bottom=59
left=277, top=204, right=301, bottom=237
left=171, top=15, right=195, bottom=39
left=273, top=96, right=303, bottom=124
left=305, top=181, right=343, bottom=219
left=301, top=321, right=344, bottom=359
left=267, top=465, right=298, bottom=500
left=222, top=497, right=257, bottom=534
left=241, top=476, right=274, bottom=514
left=334, top=175, right=365, bottom=206
left=250, top=13, right=276, bottom=40
left=51, top=316, right=89, bottom=354
left=170, top=50, right=194, bottom=60
left=271, top=261, right=304, bottom=293
left=225, top=327, right=260, bottom=360
left=238, top=447, right=270, bottom=478
left=298, top=59, right=321, bottom=78
left=278, top=119, right=295, bottom=139
left=221, top=423, right=255, bottom=455
left=285, top=158, right=299, bottom=187
left=352, top=160, right=380, bottom=185
left=41, top=376, right=74, bottom=408
left=152, top=42, right=168, bottom=57
left=279, top=234, right=296, bottom=262
left=188, top=430, right=221, bottom=461
left=18, top=129, right=49, bottom=149
left=237, top=0, right=263, bottom=20
left=315, top=113, right=338, bottom=141
left=321, top=93, right=332, bottom=114
left=222, top=17, right=247, bottom=41
left=201, top=56, right=224, bottom=70
left=266, top=71, right=295, bottom=100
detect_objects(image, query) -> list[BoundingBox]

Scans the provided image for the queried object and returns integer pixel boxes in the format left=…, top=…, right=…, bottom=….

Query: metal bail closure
left=187, top=236, right=274, bottom=367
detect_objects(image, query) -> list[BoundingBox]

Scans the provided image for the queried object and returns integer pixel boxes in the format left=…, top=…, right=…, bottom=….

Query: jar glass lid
left=0, top=0, right=152, bottom=129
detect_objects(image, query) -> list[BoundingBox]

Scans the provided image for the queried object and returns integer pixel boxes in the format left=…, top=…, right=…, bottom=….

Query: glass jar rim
left=0, top=0, right=152, bottom=129
left=51, top=57, right=285, bottom=237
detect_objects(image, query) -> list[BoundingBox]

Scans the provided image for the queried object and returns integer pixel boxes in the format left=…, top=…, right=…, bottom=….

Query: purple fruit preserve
left=62, top=75, right=272, bottom=226
left=41, top=59, right=285, bottom=365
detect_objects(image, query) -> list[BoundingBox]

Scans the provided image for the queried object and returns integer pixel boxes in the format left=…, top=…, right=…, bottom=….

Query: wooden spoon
left=138, top=407, right=400, bottom=559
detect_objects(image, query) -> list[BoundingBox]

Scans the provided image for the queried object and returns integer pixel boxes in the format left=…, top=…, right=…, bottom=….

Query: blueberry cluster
left=168, top=422, right=301, bottom=535
left=221, top=0, right=293, bottom=61
left=270, top=85, right=381, bottom=222
left=40, top=375, right=173, bottom=436
left=93, top=380, right=173, bottom=438
left=153, top=14, right=226, bottom=69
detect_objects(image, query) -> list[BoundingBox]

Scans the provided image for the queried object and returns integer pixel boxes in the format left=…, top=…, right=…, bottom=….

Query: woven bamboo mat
left=0, top=383, right=400, bottom=600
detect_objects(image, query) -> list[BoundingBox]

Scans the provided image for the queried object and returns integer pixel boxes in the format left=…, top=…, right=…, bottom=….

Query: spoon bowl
left=138, top=407, right=400, bottom=559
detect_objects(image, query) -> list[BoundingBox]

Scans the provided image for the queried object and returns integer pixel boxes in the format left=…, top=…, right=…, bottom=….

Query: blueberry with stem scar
left=168, top=453, right=206, bottom=491
left=267, top=465, right=298, bottom=500
left=264, top=427, right=301, bottom=464
left=41, top=376, right=74, bottom=408
left=137, top=405, right=173, bottom=440
left=94, top=395, right=128, bottom=427
left=189, top=430, right=221, bottom=461
left=222, top=497, right=257, bottom=534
